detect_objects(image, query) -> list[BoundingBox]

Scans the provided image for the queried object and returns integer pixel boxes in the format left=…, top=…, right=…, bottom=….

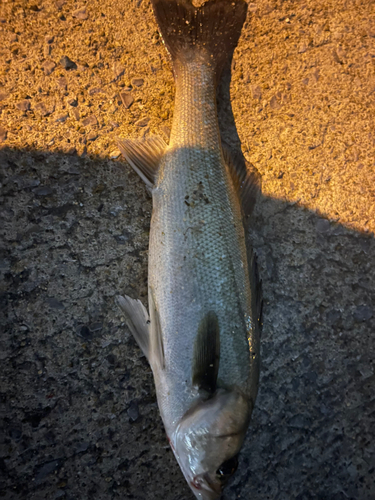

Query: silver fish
left=117, top=1, right=262, bottom=498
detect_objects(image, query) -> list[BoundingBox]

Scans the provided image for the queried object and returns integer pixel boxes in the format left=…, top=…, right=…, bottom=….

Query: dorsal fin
left=192, top=311, right=220, bottom=393
left=117, top=136, right=167, bottom=188
left=222, top=146, right=262, bottom=219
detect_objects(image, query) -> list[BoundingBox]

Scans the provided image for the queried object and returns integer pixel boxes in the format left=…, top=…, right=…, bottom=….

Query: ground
left=0, top=0, right=374, bottom=499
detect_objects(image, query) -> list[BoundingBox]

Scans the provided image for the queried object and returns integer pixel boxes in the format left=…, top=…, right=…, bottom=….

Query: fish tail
left=151, top=0, right=248, bottom=78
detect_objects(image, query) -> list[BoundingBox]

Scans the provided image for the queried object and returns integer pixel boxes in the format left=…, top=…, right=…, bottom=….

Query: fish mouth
left=188, top=472, right=223, bottom=500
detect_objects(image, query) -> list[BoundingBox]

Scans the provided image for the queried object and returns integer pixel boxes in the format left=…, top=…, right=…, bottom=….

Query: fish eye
left=216, top=455, right=239, bottom=482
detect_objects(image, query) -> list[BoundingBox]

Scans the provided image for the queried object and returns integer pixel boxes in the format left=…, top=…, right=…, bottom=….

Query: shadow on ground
left=0, top=145, right=374, bottom=500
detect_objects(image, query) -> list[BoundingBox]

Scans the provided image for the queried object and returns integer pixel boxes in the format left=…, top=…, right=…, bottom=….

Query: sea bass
left=117, top=0, right=262, bottom=498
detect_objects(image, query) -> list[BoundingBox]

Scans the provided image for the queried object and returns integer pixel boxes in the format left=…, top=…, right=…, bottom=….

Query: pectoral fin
left=117, top=295, right=151, bottom=361
left=117, top=136, right=167, bottom=188
left=149, top=290, right=165, bottom=370
left=192, top=311, right=220, bottom=393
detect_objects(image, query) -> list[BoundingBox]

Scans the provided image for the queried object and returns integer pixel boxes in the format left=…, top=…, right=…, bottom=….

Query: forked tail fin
left=151, top=0, right=248, bottom=78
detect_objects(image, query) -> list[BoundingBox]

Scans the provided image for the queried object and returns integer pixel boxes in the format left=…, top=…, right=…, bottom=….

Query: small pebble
left=87, top=131, right=98, bottom=141
left=90, top=323, right=103, bottom=333
left=70, top=108, right=80, bottom=120
left=120, top=92, right=134, bottom=109
left=45, top=35, right=54, bottom=43
left=34, top=460, right=60, bottom=484
left=57, top=77, right=68, bottom=90
left=326, top=310, right=341, bottom=326
left=251, top=85, right=262, bottom=100
left=135, top=117, right=150, bottom=127
left=353, top=306, right=373, bottom=322
left=131, top=77, right=144, bottom=87
left=60, top=55, right=77, bottom=70
left=269, top=95, right=280, bottom=109
left=316, top=219, right=331, bottom=233
left=247, top=3, right=257, bottom=12
left=88, top=87, right=104, bottom=95
left=16, top=100, right=31, bottom=111
left=0, top=126, right=7, bottom=142
left=110, top=150, right=121, bottom=159
left=336, top=46, right=346, bottom=60
left=45, top=298, right=65, bottom=309
left=43, top=60, right=56, bottom=75
left=55, top=114, right=69, bottom=123
left=79, top=325, right=93, bottom=341
left=127, top=401, right=139, bottom=422
left=59, top=162, right=80, bottom=174
left=82, top=115, right=98, bottom=127
left=0, top=92, right=9, bottom=101
left=112, top=63, right=125, bottom=81
left=106, top=354, right=116, bottom=365
left=75, top=442, right=89, bottom=454
left=311, top=69, right=320, bottom=83
left=332, top=49, right=342, bottom=64
left=34, top=102, right=54, bottom=117
left=76, top=63, right=88, bottom=72
left=67, top=97, right=78, bottom=106
left=33, top=186, right=54, bottom=196
left=72, top=6, right=88, bottom=20
left=55, top=0, right=66, bottom=9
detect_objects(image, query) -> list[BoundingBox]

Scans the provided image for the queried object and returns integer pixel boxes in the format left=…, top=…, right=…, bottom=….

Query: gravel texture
left=0, top=1, right=374, bottom=499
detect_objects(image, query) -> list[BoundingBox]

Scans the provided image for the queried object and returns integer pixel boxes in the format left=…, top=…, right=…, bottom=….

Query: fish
left=117, top=0, right=263, bottom=498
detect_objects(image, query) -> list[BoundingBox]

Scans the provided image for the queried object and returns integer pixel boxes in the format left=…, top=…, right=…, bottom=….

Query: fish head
left=172, top=389, right=251, bottom=500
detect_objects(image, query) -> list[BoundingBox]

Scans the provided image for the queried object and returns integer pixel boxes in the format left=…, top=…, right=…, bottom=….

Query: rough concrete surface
left=0, top=0, right=374, bottom=499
